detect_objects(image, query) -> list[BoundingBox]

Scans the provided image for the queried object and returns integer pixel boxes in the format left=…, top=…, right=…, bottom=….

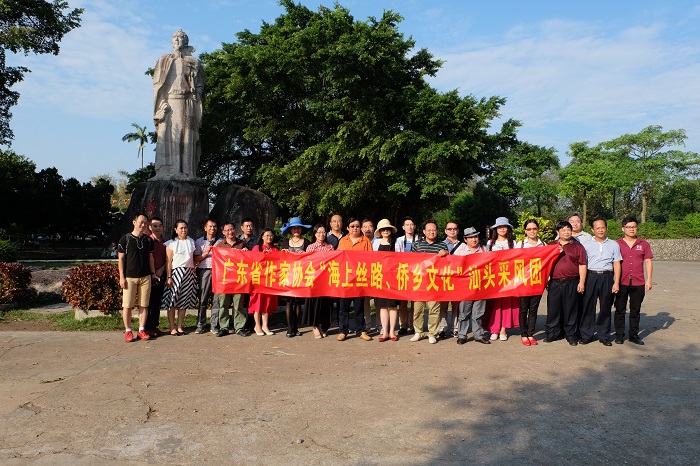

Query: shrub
left=0, top=262, right=32, bottom=304
left=62, top=262, right=121, bottom=314
left=0, top=239, right=18, bottom=262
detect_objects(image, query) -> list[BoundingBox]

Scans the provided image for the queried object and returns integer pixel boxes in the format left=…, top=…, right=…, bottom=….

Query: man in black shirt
left=118, top=213, right=155, bottom=342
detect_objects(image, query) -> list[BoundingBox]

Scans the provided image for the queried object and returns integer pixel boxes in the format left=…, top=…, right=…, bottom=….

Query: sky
left=6, top=0, right=700, bottom=183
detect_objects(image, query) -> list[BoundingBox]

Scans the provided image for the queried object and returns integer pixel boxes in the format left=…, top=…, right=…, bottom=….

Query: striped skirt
left=162, top=267, right=197, bottom=310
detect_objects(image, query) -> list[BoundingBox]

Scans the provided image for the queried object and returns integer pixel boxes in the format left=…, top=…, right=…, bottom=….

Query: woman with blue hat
left=280, top=217, right=311, bottom=338
left=485, top=217, right=520, bottom=341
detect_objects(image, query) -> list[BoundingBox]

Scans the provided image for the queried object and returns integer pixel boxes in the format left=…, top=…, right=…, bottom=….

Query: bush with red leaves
left=62, top=262, right=121, bottom=314
left=0, top=262, right=32, bottom=304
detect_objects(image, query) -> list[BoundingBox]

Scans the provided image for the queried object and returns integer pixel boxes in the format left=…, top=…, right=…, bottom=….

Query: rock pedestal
left=209, top=184, right=278, bottom=230
left=111, top=180, right=209, bottom=241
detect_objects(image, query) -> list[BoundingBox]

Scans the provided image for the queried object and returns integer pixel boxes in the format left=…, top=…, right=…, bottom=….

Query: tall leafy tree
left=601, top=125, right=700, bottom=223
left=200, top=1, right=520, bottom=221
left=0, top=0, right=82, bottom=145
left=0, top=149, right=36, bottom=228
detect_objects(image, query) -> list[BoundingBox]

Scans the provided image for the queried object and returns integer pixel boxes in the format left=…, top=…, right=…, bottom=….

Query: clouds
left=429, top=17, right=700, bottom=156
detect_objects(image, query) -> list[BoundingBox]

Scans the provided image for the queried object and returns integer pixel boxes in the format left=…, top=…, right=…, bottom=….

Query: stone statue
left=152, top=30, right=205, bottom=180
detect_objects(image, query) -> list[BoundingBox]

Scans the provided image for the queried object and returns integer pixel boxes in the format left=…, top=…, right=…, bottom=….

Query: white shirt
left=165, top=237, right=195, bottom=269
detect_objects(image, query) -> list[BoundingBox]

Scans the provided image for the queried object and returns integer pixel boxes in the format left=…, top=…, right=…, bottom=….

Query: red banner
left=212, top=244, right=561, bottom=301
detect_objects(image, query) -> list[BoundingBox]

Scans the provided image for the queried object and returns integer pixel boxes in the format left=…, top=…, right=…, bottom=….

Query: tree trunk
left=641, top=193, right=647, bottom=223
left=582, top=196, right=587, bottom=228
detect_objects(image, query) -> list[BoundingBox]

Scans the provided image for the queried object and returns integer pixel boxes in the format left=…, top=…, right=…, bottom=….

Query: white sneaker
left=489, top=333, right=498, bottom=341
left=499, top=333, right=508, bottom=341
left=428, top=335, right=437, bottom=344
left=410, top=333, right=422, bottom=342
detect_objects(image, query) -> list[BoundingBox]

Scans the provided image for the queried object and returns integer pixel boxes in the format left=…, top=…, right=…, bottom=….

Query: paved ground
left=1, top=261, right=698, bottom=465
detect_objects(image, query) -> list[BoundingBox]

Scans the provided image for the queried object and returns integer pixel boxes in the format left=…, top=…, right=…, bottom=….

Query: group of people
left=117, top=212, right=653, bottom=348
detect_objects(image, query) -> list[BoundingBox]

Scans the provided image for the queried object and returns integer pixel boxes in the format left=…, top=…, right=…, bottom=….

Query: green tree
left=0, top=0, right=82, bottom=145
left=200, top=1, right=520, bottom=221
left=121, top=123, right=155, bottom=168
left=0, top=149, right=36, bottom=228
left=601, top=126, right=700, bottom=223
left=33, top=167, right=64, bottom=248
left=559, top=142, right=634, bottom=226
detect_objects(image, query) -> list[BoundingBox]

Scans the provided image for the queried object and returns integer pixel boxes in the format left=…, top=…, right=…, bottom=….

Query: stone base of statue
left=209, top=184, right=278, bottom=231
left=109, top=180, right=209, bottom=242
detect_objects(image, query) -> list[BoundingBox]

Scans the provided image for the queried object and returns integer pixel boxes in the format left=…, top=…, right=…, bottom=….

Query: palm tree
left=121, top=123, right=151, bottom=168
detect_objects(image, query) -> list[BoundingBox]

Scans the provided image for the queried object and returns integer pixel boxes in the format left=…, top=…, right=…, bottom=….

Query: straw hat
left=374, top=218, right=397, bottom=237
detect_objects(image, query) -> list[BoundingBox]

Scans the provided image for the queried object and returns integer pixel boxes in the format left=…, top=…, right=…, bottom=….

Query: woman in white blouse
left=163, top=219, right=197, bottom=336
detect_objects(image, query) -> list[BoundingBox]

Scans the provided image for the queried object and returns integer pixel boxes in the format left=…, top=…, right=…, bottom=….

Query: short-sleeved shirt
left=117, top=233, right=153, bottom=278
left=550, top=240, right=588, bottom=280
left=573, top=231, right=593, bottom=244
left=194, top=236, right=219, bottom=269
left=452, top=243, right=486, bottom=256
left=165, top=237, right=196, bottom=269
left=326, top=232, right=345, bottom=250
left=443, top=238, right=460, bottom=253
left=583, top=237, right=622, bottom=271
left=237, top=234, right=259, bottom=251
left=617, top=238, right=653, bottom=286
left=489, top=240, right=512, bottom=251
left=515, top=238, right=545, bottom=248
left=338, top=234, right=372, bottom=251
left=148, top=233, right=167, bottom=273
left=412, top=240, right=448, bottom=254
left=216, top=238, right=246, bottom=250
left=280, top=237, right=311, bottom=252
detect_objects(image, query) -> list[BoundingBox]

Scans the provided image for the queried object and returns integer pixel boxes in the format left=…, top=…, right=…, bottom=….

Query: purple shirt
left=617, top=238, right=653, bottom=287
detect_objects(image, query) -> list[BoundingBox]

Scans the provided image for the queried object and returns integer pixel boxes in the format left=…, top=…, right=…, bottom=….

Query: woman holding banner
left=372, top=219, right=400, bottom=342
left=305, top=224, right=334, bottom=338
left=515, top=219, right=546, bottom=346
left=485, top=217, right=520, bottom=341
left=280, top=217, right=311, bottom=338
left=250, top=228, right=278, bottom=336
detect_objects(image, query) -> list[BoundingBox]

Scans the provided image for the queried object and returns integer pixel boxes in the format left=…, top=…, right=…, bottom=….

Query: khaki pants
left=413, top=301, right=440, bottom=338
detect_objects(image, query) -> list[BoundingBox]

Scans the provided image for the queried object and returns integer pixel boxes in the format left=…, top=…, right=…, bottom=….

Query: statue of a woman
left=152, top=30, right=205, bottom=180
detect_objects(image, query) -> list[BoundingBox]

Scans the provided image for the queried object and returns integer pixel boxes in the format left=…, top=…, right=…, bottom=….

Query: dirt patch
left=0, top=318, right=57, bottom=331
left=26, top=267, right=70, bottom=294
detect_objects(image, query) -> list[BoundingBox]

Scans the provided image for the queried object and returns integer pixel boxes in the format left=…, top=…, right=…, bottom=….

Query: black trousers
left=519, top=295, right=542, bottom=337
left=581, top=273, right=614, bottom=342
left=146, top=277, right=165, bottom=331
left=546, top=279, right=578, bottom=340
left=614, top=284, right=645, bottom=339
left=339, top=297, right=365, bottom=335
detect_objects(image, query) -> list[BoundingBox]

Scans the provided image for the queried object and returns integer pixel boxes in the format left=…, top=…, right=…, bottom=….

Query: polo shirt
left=412, top=240, right=448, bottom=254
left=617, top=238, right=653, bottom=286
left=237, top=234, right=259, bottom=251
left=583, top=237, right=622, bottom=271
left=338, top=234, right=372, bottom=251
left=216, top=238, right=246, bottom=250
left=443, top=238, right=460, bottom=253
left=550, top=240, right=587, bottom=280
left=573, top=231, right=593, bottom=244
left=326, top=232, right=345, bottom=250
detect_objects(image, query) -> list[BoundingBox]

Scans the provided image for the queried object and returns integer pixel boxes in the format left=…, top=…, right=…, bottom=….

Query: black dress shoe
left=286, top=333, right=294, bottom=338
left=236, top=329, right=248, bottom=337
left=599, top=339, right=612, bottom=346
left=456, top=338, right=467, bottom=345
left=578, top=338, right=592, bottom=345
left=566, top=338, right=578, bottom=346
left=629, top=337, right=645, bottom=345
left=614, top=336, right=624, bottom=345
left=543, top=337, right=555, bottom=343
left=438, top=331, right=447, bottom=339
left=475, top=337, right=491, bottom=344
left=398, top=328, right=407, bottom=336
left=216, top=329, right=228, bottom=337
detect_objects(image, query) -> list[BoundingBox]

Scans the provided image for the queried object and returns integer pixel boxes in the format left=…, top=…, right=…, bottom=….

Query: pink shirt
left=617, top=238, right=653, bottom=287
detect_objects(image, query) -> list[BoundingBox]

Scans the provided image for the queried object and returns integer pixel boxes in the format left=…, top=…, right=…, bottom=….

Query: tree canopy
left=200, top=0, right=524, bottom=222
left=0, top=0, right=82, bottom=145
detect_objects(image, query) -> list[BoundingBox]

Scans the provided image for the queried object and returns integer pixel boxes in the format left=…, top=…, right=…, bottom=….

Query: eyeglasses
left=525, top=228, right=538, bottom=231
left=348, top=225, right=361, bottom=229
left=445, top=228, right=458, bottom=231
left=222, top=228, right=234, bottom=232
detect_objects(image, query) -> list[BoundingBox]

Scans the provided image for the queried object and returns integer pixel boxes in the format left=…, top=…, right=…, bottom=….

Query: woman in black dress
left=373, top=219, right=400, bottom=342
left=279, top=217, right=311, bottom=337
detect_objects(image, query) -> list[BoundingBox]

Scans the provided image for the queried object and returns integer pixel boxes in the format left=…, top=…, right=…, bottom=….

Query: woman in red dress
left=250, top=228, right=278, bottom=336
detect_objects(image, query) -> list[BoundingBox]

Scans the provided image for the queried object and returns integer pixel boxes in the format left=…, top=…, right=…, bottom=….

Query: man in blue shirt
left=580, top=218, right=622, bottom=346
